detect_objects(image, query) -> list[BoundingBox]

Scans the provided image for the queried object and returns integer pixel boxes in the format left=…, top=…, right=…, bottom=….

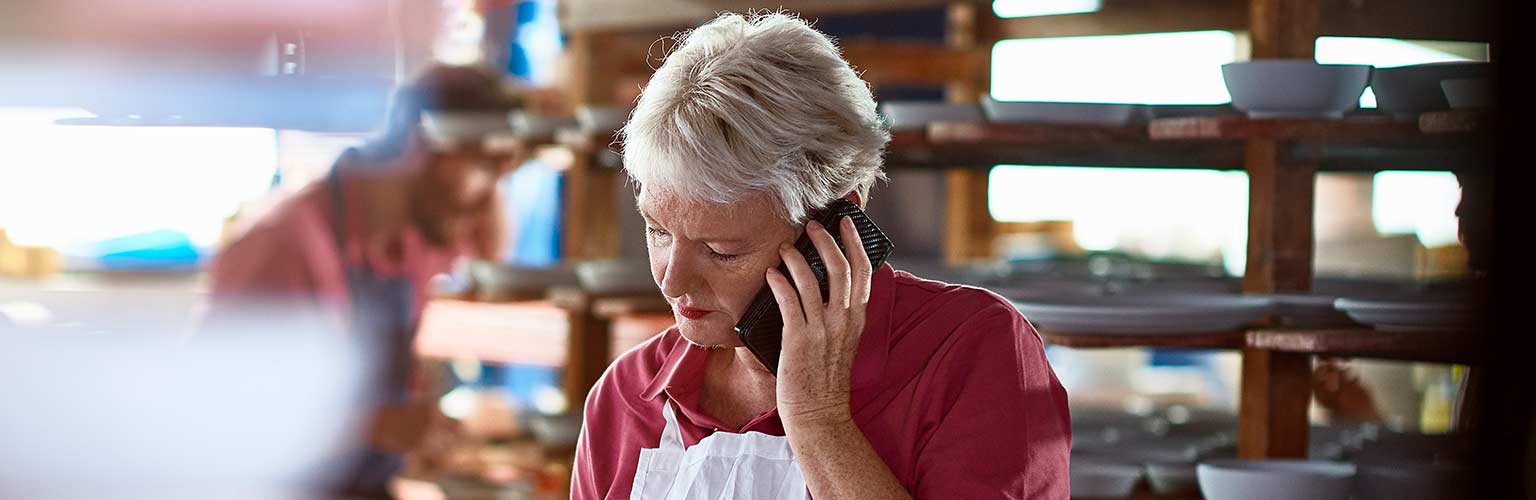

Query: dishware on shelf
left=468, top=261, right=580, bottom=302
left=573, top=259, right=658, bottom=295
left=575, top=105, right=630, bottom=133
left=1197, top=459, right=1356, bottom=500
left=1069, top=454, right=1143, bottom=499
left=1332, top=296, right=1476, bottom=331
left=1439, top=77, right=1490, bottom=109
left=979, top=96, right=1145, bottom=125
left=1012, top=292, right=1273, bottom=335
left=509, top=110, right=578, bottom=139
left=878, top=101, right=983, bottom=131
left=1221, top=60, right=1372, bottom=119
left=1354, top=457, right=1472, bottom=500
left=1370, top=62, right=1489, bottom=118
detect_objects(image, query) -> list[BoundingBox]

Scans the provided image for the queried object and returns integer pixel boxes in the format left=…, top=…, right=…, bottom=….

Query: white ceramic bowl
left=1222, top=60, right=1371, bottom=118
left=1371, top=62, right=1489, bottom=117
left=1440, top=78, right=1490, bottom=109
left=980, top=96, right=1144, bottom=125
left=878, top=101, right=983, bottom=131
left=1197, top=459, right=1356, bottom=500
left=1070, top=456, right=1143, bottom=499
left=1012, top=293, right=1273, bottom=334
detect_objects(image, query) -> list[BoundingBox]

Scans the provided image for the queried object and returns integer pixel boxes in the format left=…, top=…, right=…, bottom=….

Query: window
left=0, top=107, right=277, bottom=260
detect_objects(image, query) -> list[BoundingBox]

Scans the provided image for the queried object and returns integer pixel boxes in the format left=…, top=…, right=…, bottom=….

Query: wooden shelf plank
left=415, top=300, right=571, bottom=367
left=1039, top=330, right=1246, bottom=349
left=928, top=121, right=1150, bottom=145
left=1148, top=116, right=1420, bottom=141
left=888, top=121, right=1243, bottom=169
left=1246, top=327, right=1484, bottom=364
left=1419, top=109, right=1489, bottom=135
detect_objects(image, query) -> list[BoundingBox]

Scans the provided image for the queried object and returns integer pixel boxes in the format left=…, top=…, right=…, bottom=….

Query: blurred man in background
left=201, top=65, right=527, bottom=498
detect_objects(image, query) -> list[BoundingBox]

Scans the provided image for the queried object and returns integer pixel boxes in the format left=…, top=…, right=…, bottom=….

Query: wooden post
left=942, top=2, right=997, bottom=266
left=562, top=32, right=623, bottom=261
left=558, top=32, right=625, bottom=411
left=559, top=294, right=613, bottom=410
left=1237, top=0, right=1321, bottom=460
left=1238, top=348, right=1314, bottom=458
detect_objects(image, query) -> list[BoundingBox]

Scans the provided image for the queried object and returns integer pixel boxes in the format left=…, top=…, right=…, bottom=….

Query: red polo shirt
left=571, top=264, right=1072, bottom=499
left=205, top=167, right=457, bottom=331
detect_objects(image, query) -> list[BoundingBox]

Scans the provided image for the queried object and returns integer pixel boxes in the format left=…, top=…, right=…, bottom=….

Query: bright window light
left=991, top=31, right=1237, bottom=104
left=993, top=0, right=1101, bottom=18
left=1372, top=171, right=1462, bottom=248
left=1314, top=37, right=1489, bottom=108
left=989, top=166, right=1250, bottom=275
left=0, top=107, right=277, bottom=254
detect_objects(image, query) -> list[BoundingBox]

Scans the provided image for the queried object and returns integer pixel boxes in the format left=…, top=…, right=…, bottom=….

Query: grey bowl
left=979, top=96, right=1145, bottom=125
left=1371, top=62, right=1489, bottom=117
left=878, top=101, right=983, bottom=131
left=1440, top=78, right=1490, bottom=109
left=1222, top=60, right=1371, bottom=118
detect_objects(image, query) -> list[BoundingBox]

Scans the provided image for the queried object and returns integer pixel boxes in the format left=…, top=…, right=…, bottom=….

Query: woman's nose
left=657, top=246, right=700, bottom=299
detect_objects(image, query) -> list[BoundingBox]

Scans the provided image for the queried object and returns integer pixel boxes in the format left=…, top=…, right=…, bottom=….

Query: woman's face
left=639, top=189, right=798, bottom=348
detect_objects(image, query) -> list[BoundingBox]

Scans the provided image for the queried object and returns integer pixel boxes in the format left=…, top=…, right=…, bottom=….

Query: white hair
left=619, top=11, right=890, bottom=223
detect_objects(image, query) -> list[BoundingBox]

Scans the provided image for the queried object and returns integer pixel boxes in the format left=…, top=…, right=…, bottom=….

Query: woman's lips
left=676, top=305, right=712, bottom=320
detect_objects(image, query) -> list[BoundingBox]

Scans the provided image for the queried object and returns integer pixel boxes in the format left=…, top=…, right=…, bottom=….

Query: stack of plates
left=1013, top=293, right=1273, bottom=335
left=878, top=101, right=983, bottom=131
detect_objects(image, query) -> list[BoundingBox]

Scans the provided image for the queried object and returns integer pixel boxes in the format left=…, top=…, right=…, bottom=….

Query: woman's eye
left=709, top=249, right=741, bottom=262
left=646, top=227, right=670, bottom=238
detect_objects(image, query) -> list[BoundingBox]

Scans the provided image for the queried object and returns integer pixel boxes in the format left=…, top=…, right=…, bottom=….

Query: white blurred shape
left=0, top=308, right=372, bottom=499
left=991, top=31, right=1237, bottom=105
left=993, top=0, right=1101, bottom=18
left=1372, top=171, right=1462, bottom=248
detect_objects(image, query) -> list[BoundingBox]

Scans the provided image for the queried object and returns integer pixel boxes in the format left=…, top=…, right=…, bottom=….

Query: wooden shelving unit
left=1246, top=327, right=1483, bottom=365
left=528, top=0, right=1496, bottom=467
left=1039, top=330, right=1247, bottom=349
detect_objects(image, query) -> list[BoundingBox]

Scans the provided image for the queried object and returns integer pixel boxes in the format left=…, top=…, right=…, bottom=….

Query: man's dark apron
left=326, top=168, right=418, bottom=499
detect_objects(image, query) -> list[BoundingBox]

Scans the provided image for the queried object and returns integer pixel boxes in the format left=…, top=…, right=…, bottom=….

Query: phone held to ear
left=733, top=198, right=894, bottom=376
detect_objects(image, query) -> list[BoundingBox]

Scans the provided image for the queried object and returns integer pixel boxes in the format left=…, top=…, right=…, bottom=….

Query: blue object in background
left=502, top=158, right=562, bottom=267
left=89, top=230, right=201, bottom=270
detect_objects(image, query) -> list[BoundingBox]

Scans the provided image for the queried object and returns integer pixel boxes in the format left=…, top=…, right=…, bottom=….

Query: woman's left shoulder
left=889, top=270, right=1026, bottom=326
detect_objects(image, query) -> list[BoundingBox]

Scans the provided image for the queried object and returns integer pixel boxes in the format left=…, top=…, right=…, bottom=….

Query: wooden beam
left=841, top=40, right=985, bottom=86
left=985, top=0, right=1247, bottom=40
left=559, top=0, right=961, bottom=34
left=941, top=1, right=997, bottom=266
left=1319, top=0, right=1494, bottom=43
left=1249, top=0, right=1321, bottom=59
left=1240, top=139, right=1317, bottom=294
left=1238, top=348, right=1313, bottom=458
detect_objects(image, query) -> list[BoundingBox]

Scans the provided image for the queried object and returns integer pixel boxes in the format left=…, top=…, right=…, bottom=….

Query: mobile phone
left=733, top=198, right=894, bottom=375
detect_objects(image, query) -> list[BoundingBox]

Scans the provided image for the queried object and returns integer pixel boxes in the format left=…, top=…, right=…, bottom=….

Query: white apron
left=630, top=400, right=810, bottom=500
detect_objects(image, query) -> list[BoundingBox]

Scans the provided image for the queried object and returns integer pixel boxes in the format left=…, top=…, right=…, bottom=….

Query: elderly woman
left=572, top=12, right=1070, bottom=500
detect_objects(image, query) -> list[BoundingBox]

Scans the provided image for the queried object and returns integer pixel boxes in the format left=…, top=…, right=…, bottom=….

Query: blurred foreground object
left=0, top=311, right=372, bottom=500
